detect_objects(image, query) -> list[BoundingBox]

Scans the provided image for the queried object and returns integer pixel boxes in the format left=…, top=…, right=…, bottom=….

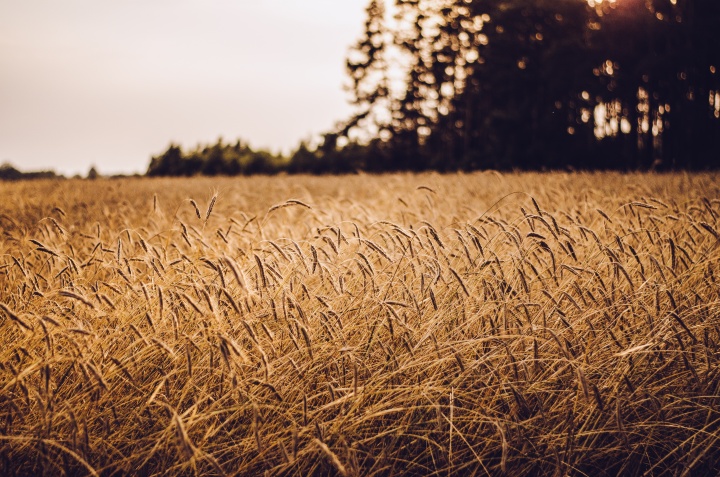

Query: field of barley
left=1, top=172, right=719, bottom=476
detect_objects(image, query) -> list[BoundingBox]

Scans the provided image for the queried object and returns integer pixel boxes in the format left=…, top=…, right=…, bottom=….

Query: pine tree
left=343, top=0, right=392, bottom=142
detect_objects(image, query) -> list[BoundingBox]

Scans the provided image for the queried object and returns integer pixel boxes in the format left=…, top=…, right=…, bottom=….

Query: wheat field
left=1, top=172, right=719, bottom=476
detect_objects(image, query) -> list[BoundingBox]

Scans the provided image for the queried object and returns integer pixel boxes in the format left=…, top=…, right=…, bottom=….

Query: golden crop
left=1, top=172, right=719, bottom=476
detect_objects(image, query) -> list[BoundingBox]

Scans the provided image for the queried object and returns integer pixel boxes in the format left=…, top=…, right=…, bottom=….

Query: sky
left=0, top=1, right=368, bottom=176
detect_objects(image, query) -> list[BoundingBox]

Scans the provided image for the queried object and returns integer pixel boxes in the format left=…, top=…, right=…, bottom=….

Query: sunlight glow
left=587, top=0, right=618, bottom=7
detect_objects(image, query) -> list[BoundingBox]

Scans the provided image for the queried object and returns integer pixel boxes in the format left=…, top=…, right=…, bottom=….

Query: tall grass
left=0, top=172, right=719, bottom=476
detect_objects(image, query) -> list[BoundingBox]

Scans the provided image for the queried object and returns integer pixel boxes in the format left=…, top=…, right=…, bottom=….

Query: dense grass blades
left=0, top=172, right=719, bottom=476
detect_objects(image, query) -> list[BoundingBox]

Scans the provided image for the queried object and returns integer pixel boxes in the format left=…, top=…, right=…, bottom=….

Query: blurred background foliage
left=146, top=0, right=720, bottom=176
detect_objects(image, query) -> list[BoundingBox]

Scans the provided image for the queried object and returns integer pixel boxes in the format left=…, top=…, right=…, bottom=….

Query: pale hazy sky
left=0, top=1, right=368, bottom=176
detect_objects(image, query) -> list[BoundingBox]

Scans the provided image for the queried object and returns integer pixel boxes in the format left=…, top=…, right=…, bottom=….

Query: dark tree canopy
left=340, top=0, right=720, bottom=171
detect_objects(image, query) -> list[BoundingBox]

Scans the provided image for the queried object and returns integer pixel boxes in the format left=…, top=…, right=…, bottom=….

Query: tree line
left=146, top=140, right=284, bottom=177
left=149, top=0, right=720, bottom=176
left=145, top=134, right=400, bottom=177
left=0, top=163, right=60, bottom=181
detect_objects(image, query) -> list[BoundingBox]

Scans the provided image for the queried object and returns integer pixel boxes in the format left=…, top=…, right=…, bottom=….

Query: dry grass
left=0, top=172, right=719, bottom=476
